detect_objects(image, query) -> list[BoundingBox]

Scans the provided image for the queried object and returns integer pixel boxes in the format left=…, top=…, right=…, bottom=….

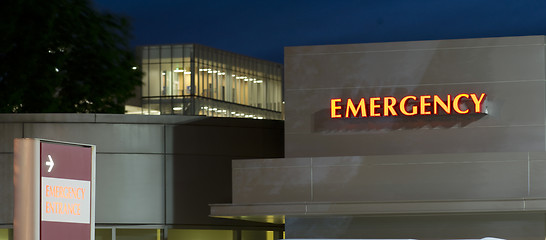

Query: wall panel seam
left=285, top=79, right=546, bottom=91
left=286, top=43, right=545, bottom=56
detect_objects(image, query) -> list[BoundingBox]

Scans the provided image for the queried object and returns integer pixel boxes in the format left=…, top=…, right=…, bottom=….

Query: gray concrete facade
left=0, top=114, right=284, bottom=231
left=210, top=36, right=546, bottom=239
left=284, top=35, right=546, bottom=157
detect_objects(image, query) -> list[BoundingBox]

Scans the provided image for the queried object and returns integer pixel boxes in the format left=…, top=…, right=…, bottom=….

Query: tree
left=0, top=0, right=142, bottom=113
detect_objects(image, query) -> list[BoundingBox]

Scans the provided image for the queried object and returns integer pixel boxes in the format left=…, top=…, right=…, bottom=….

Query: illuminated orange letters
left=453, top=94, right=470, bottom=114
left=330, top=92, right=486, bottom=119
left=420, top=95, right=432, bottom=115
left=470, top=93, right=487, bottom=113
left=400, top=96, right=418, bottom=116
left=369, top=97, right=381, bottom=117
left=330, top=98, right=342, bottom=118
left=433, top=94, right=451, bottom=114
left=346, top=98, right=367, bottom=117
left=383, top=97, right=397, bottom=116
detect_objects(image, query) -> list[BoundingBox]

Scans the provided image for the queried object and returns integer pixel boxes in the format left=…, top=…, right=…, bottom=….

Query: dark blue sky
left=93, top=0, right=546, bottom=63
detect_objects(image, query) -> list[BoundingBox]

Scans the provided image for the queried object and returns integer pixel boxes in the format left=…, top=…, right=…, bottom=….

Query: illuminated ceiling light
left=55, top=68, right=59, bottom=72
left=218, top=72, right=226, bottom=75
left=231, top=112, right=236, bottom=114
left=232, top=75, right=236, bottom=77
left=174, top=69, right=184, bottom=73
left=258, top=117, right=264, bottom=119
left=162, top=72, right=166, bottom=76
left=212, top=70, right=218, bottom=73
left=207, top=70, right=213, bottom=73
left=203, top=106, right=208, bottom=109
left=184, top=72, right=191, bottom=74
left=173, top=107, right=183, bottom=110
left=199, top=68, right=211, bottom=71
left=132, top=66, right=137, bottom=70
left=255, top=80, right=263, bottom=83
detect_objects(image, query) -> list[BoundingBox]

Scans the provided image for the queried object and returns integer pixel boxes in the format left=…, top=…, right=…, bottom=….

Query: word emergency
left=44, top=184, right=86, bottom=216
left=330, top=93, right=486, bottom=118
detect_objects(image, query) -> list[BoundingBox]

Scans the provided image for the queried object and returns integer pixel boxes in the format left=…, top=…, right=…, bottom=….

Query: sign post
left=14, top=138, right=95, bottom=240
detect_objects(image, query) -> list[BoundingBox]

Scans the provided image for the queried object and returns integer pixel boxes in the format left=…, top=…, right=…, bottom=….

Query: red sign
left=40, top=141, right=93, bottom=240
left=330, top=93, right=487, bottom=118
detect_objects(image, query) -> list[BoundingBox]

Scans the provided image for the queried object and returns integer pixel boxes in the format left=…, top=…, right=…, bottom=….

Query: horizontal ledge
left=232, top=152, right=546, bottom=169
left=210, top=198, right=546, bottom=223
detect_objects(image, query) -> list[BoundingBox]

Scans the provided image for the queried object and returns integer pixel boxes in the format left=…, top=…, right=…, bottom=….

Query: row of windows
left=138, top=45, right=283, bottom=119
left=0, top=228, right=283, bottom=240
left=142, top=63, right=282, bottom=111
left=140, top=45, right=193, bottom=64
left=141, top=96, right=283, bottom=120
left=140, top=45, right=282, bottom=79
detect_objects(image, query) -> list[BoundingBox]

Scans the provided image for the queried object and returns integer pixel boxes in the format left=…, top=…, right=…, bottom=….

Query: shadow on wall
left=302, top=39, right=497, bottom=134
left=168, top=117, right=284, bottom=227
left=314, top=96, right=487, bottom=133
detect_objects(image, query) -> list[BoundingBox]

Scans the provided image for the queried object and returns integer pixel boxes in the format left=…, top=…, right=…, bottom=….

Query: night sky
left=93, top=0, right=546, bottom=63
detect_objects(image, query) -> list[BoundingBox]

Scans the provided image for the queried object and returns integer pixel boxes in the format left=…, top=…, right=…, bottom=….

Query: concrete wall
left=0, top=114, right=283, bottom=228
left=210, top=36, right=546, bottom=239
left=166, top=118, right=284, bottom=225
left=286, top=213, right=546, bottom=240
left=284, top=35, right=546, bottom=157
left=231, top=152, right=546, bottom=205
left=0, top=124, right=21, bottom=225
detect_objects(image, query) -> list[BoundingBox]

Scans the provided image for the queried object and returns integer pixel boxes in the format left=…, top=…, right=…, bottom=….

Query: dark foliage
left=0, top=0, right=142, bottom=113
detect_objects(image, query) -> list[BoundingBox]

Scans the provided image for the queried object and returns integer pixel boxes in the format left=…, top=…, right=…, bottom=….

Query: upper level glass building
left=133, top=44, right=283, bottom=120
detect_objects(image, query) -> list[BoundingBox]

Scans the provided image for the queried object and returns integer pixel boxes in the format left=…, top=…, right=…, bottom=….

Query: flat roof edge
left=210, top=198, right=546, bottom=223
left=0, top=113, right=206, bottom=124
left=285, top=35, right=546, bottom=56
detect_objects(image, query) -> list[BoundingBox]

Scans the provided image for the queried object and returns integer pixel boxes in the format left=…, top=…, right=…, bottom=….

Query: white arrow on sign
left=46, top=155, right=55, bottom=172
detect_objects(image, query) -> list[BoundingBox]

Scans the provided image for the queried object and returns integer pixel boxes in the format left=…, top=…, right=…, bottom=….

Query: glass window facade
left=241, top=230, right=275, bottom=240
left=116, top=229, right=161, bottom=240
left=136, top=44, right=283, bottom=120
left=0, top=229, right=12, bottom=240
left=96, top=228, right=113, bottom=240
left=168, top=229, right=233, bottom=240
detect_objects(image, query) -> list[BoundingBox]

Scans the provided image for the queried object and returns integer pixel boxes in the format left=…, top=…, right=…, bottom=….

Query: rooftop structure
left=129, top=44, right=283, bottom=120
